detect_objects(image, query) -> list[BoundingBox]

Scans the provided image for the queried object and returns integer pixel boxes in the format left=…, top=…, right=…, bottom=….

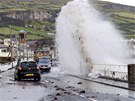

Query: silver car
left=38, top=58, right=51, bottom=72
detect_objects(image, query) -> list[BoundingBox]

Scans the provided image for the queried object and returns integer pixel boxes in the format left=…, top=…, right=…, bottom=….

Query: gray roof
left=0, top=39, right=3, bottom=42
left=0, top=44, right=8, bottom=49
left=27, top=41, right=38, bottom=45
left=19, top=30, right=25, bottom=33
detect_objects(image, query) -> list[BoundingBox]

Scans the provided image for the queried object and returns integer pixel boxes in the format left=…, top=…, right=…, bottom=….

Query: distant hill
left=94, top=0, right=134, bottom=13
left=93, top=0, right=135, bottom=38
left=0, top=0, right=134, bottom=40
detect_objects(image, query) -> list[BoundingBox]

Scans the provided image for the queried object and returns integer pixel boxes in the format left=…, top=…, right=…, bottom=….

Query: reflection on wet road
left=0, top=68, right=135, bottom=101
left=43, top=71, right=135, bottom=101
left=0, top=70, right=46, bottom=101
left=59, top=75, right=135, bottom=99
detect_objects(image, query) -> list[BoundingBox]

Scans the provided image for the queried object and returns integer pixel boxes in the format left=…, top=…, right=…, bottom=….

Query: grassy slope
left=94, top=0, right=135, bottom=38
left=0, top=25, right=53, bottom=40
left=0, top=0, right=69, bottom=12
left=0, top=0, right=134, bottom=39
left=0, top=0, right=61, bottom=40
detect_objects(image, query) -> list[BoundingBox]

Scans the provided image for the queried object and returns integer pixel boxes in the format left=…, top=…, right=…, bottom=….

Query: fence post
left=128, top=64, right=135, bottom=83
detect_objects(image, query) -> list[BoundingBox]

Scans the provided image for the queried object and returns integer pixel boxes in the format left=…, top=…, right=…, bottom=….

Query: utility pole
left=19, top=29, right=26, bottom=60
left=18, top=34, right=20, bottom=61
left=27, top=45, right=29, bottom=60
left=9, top=25, right=13, bottom=68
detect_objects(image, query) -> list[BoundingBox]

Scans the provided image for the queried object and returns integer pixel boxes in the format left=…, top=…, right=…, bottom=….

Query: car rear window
left=29, top=61, right=37, bottom=67
left=21, top=62, right=28, bottom=68
left=38, top=59, right=50, bottom=63
left=20, top=61, right=37, bottom=69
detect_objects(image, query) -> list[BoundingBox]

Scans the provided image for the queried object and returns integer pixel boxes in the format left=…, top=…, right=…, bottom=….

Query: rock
left=79, top=90, right=85, bottom=93
left=13, top=97, right=17, bottom=99
left=7, top=82, right=12, bottom=85
left=116, top=98, right=121, bottom=101
left=67, top=81, right=70, bottom=83
left=117, top=94, right=120, bottom=96
left=77, top=82, right=82, bottom=84
left=9, top=79, right=14, bottom=81
left=56, top=88, right=60, bottom=90
left=91, top=96, right=97, bottom=98
left=22, top=87, right=25, bottom=89
left=38, top=98, right=44, bottom=101
left=96, top=92, right=99, bottom=94
left=54, top=85, right=58, bottom=88
left=56, top=93, right=61, bottom=96
left=67, top=86, right=72, bottom=88
left=64, top=92, right=71, bottom=94
left=48, top=94, right=53, bottom=96
left=54, top=97, right=58, bottom=100
left=60, top=88, right=66, bottom=91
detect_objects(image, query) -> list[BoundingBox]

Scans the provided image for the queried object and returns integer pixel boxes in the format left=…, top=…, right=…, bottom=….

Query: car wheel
left=37, top=76, right=41, bottom=81
left=40, top=71, right=43, bottom=74
left=14, top=76, right=17, bottom=81
left=34, top=77, right=37, bottom=81
left=17, top=75, right=21, bottom=81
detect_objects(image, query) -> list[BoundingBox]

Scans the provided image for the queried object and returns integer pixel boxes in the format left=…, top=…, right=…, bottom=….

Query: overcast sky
left=100, top=0, right=135, bottom=6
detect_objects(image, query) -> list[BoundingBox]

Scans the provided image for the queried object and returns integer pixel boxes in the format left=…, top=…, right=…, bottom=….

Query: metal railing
left=91, top=63, right=128, bottom=80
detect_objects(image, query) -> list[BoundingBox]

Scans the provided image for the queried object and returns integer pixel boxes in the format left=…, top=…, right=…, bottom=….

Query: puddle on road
left=0, top=81, right=47, bottom=101
left=41, top=68, right=135, bottom=99
left=58, top=75, right=135, bottom=99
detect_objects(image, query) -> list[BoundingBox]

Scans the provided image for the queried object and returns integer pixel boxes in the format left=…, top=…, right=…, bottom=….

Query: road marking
left=0, top=72, right=9, bottom=87
left=88, top=98, right=98, bottom=101
left=71, top=91, right=98, bottom=101
left=68, top=74, right=135, bottom=91
left=42, top=75, right=98, bottom=101
left=42, top=74, right=99, bottom=101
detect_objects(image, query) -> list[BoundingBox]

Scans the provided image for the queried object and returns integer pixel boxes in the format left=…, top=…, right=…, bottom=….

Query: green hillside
left=0, top=0, right=134, bottom=40
left=94, top=0, right=135, bottom=38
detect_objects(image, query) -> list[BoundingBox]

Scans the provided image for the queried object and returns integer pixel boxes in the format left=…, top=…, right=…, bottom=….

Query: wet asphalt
left=0, top=68, right=135, bottom=101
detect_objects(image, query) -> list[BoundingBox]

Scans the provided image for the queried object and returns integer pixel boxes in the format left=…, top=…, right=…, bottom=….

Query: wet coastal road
left=0, top=68, right=135, bottom=101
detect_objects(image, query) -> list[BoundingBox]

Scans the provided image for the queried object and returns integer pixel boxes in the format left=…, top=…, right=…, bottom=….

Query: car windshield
left=38, top=59, right=50, bottom=63
left=20, top=61, right=37, bottom=68
left=42, top=56, right=50, bottom=59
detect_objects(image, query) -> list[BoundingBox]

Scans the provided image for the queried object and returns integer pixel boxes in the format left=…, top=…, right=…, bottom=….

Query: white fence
left=92, top=63, right=128, bottom=80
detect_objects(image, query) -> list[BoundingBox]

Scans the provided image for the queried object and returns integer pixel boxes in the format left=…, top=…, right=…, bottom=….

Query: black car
left=14, top=61, right=41, bottom=81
